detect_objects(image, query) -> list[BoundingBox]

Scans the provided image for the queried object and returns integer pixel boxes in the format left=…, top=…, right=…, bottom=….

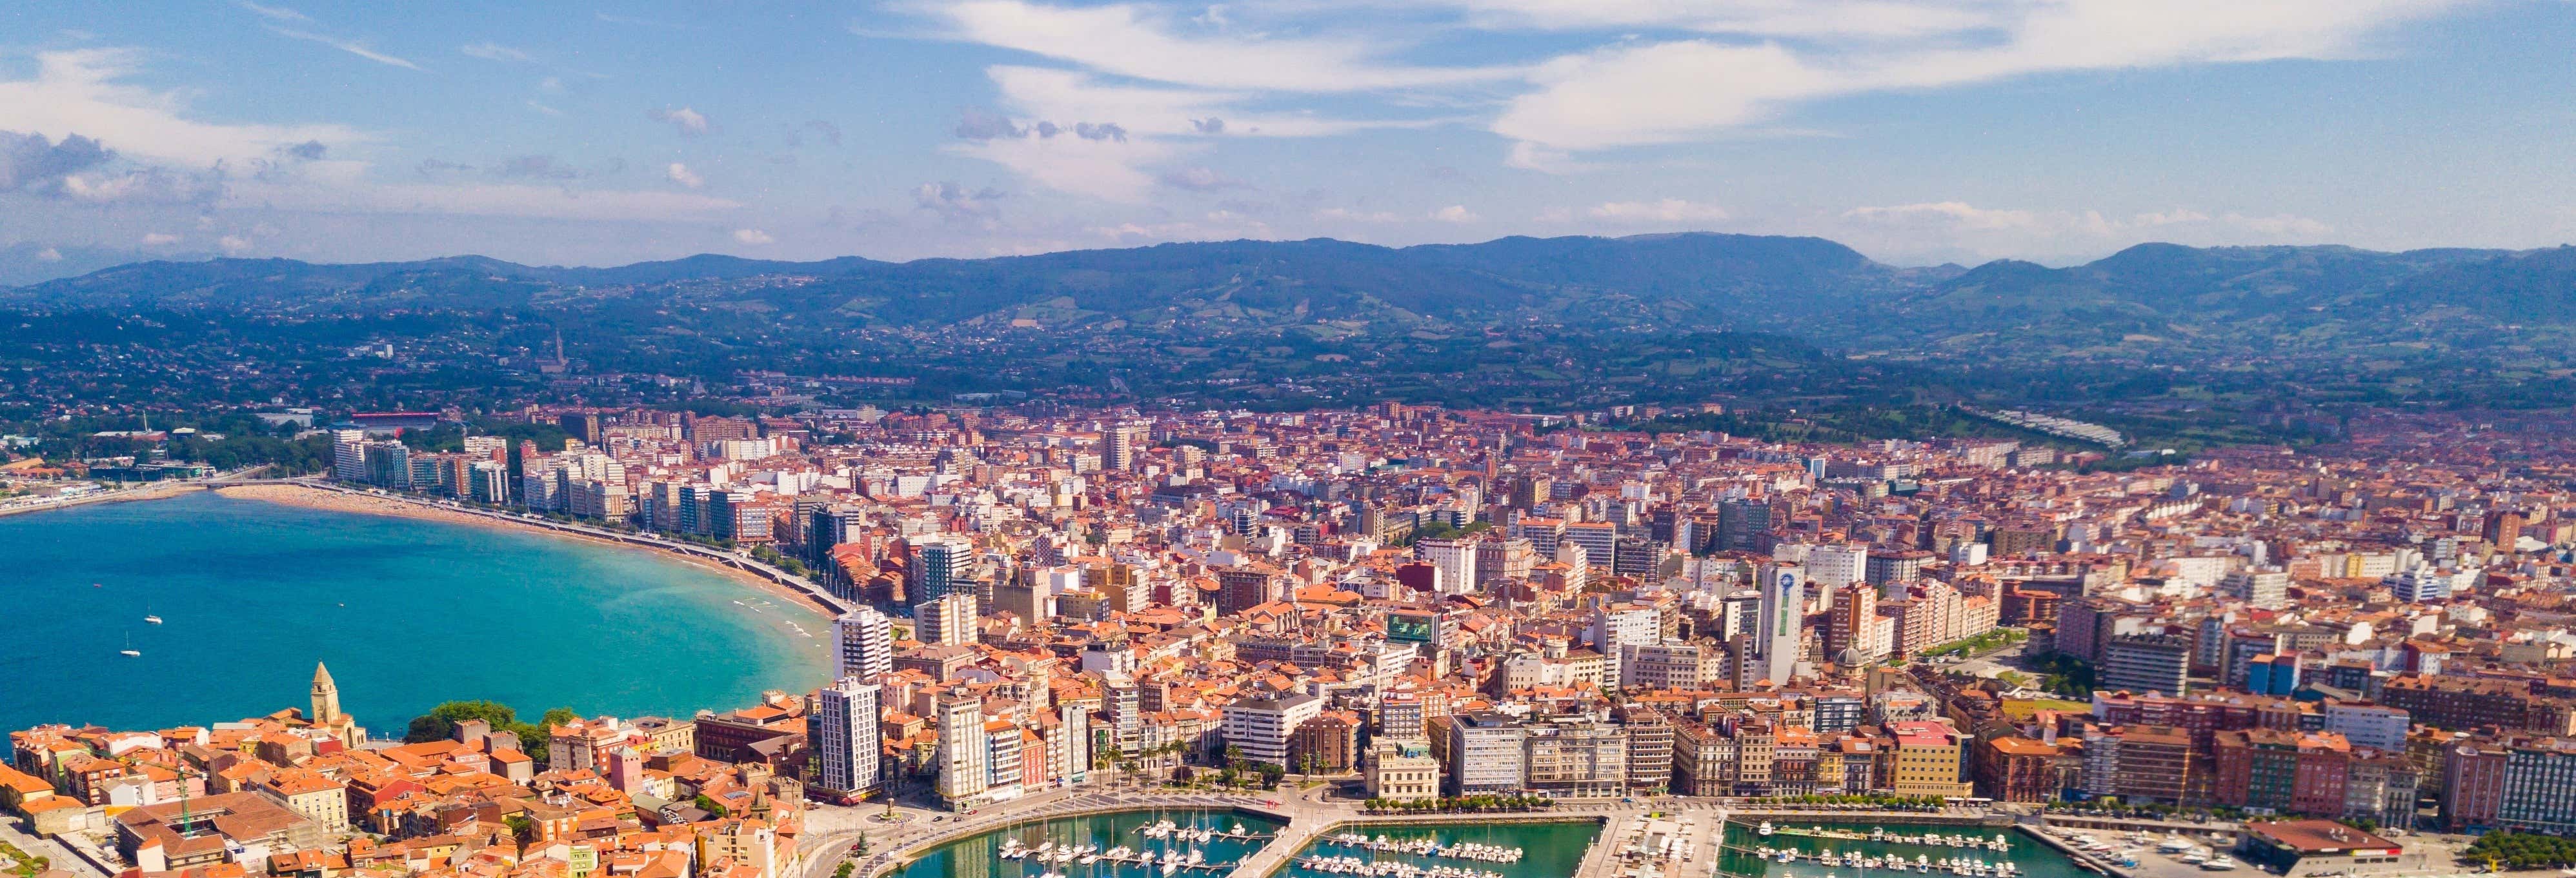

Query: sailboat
left=119, top=631, right=142, bottom=657
left=145, top=603, right=163, bottom=624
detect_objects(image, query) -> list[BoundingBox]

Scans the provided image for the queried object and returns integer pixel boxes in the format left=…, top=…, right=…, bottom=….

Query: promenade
left=0, top=464, right=270, bottom=519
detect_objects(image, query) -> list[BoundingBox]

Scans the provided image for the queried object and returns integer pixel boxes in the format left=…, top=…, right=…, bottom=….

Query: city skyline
left=6, top=1, right=2576, bottom=278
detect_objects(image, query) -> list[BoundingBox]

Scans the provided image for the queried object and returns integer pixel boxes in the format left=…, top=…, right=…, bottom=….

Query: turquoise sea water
left=1282, top=821, right=1603, bottom=878
left=892, top=810, right=1286, bottom=878
left=1720, top=821, right=2097, bottom=878
left=0, top=491, right=832, bottom=735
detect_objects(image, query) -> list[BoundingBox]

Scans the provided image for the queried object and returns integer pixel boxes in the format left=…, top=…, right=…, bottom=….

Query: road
left=1, top=814, right=110, bottom=878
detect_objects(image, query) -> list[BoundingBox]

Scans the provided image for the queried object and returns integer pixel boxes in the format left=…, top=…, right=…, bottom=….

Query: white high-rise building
left=1416, top=537, right=1479, bottom=595
left=936, top=690, right=989, bottom=807
left=1757, top=563, right=1806, bottom=684
left=832, top=607, right=894, bottom=680
left=1222, top=693, right=1322, bottom=768
left=911, top=535, right=976, bottom=601
left=2222, top=570, right=2291, bottom=609
left=1553, top=542, right=1589, bottom=591
left=1591, top=603, right=1662, bottom=688
left=917, top=593, right=980, bottom=645
left=330, top=430, right=367, bottom=482
left=1805, top=544, right=1868, bottom=590
left=816, top=679, right=883, bottom=795
left=1105, top=422, right=1147, bottom=471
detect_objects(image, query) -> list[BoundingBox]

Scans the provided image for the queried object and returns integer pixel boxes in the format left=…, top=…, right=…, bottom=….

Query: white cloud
left=460, top=41, right=531, bottom=62
left=140, top=232, right=179, bottom=245
left=59, top=168, right=221, bottom=204
left=2221, top=212, right=2333, bottom=237
left=225, top=174, right=744, bottom=221
left=1845, top=201, right=2038, bottom=232
left=650, top=106, right=710, bottom=135
left=1542, top=198, right=1729, bottom=224
left=953, top=135, right=1169, bottom=203
left=1431, top=205, right=1480, bottom=223
left=235, top=1, right=308, bottom=23
left=0, top=49, right=368, bottom=170
left=1493, top=0, right=2464, bottom=155
left=0, top=49, right=738, bottom=225
left=526, top=100, right=564, bottom=117
left=265, top=26, right=425, bottom=71
left=1314, top=207, right=1402, bottom=223
left=911, top=0, right=1518, bottom=92
left=914, top=181, right=1006, bottom=222
left=945, top=61, right=1458, bottom=199
left=1395, top=0, right=2004, bottom=39
left=1835, top=199, right=2336, bottom=261
left=1087, top=210, right=1273, bottom=242
left=35, top=247, right=63, bottom=262
left=666, top=163, right=705, bottom=188
left=732, top=228, right=775, bottom=244
left=2131, top=208, right=2213, bottom=226
left=219, top=234, right=254, bottom=254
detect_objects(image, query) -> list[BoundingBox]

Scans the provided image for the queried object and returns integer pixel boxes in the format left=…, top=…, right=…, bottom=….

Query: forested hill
left=8, top=232, right=2576, bottom=426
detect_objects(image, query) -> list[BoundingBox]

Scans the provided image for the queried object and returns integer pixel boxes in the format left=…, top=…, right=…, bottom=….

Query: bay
left=0, top=491, right=831, bottom=735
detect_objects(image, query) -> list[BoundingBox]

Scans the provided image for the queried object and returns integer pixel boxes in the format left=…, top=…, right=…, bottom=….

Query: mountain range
left=9, top=232, right=2575, bottom=388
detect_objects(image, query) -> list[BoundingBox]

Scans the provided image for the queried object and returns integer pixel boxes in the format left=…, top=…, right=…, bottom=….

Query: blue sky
left=3, top=1, right=2573, bottom=274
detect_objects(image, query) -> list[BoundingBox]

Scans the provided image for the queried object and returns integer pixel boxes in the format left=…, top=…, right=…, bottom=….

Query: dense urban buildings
left=14, top=401, right=2576, bottom=878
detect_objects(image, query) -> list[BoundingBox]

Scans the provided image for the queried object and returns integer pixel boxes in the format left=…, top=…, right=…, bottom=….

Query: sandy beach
left=210, top=483, right=844, bottom=618
left=0, top=480, right=202, bottom=519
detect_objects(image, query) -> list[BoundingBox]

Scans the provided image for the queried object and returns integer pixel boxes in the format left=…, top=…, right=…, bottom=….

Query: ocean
left=0, top=490, right=832, bottom=735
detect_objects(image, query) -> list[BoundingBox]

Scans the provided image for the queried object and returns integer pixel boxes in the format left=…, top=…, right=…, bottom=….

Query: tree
left=694, top=794, right=730, bottom=817
left=405, top=700, right=519, bottom=743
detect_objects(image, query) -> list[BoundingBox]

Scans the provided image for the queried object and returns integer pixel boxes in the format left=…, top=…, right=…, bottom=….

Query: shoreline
left=208, top=483, right=848, bottom=622
left=0, top=480, right=203, bottom=519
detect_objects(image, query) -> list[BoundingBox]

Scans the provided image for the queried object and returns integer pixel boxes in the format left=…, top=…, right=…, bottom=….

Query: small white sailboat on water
left=119, top=631, right=141, bottom=657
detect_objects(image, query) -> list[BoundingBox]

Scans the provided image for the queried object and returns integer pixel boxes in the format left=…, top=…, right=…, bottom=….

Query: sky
left=3, top=1, right=2575, bottom=277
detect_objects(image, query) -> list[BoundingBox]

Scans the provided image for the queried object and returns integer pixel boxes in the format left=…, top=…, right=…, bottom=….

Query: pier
left=1002, top=839, right=1237, bottom=874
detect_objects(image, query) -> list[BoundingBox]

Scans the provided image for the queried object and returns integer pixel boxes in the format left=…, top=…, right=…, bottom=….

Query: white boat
left=119, top=631, right=141, bottom=657
left=1758, top=822, right=1776, bottom=837
left=2200, top=857, right=2239, bottom=872
left=145, top=614, right=163, bottom=624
